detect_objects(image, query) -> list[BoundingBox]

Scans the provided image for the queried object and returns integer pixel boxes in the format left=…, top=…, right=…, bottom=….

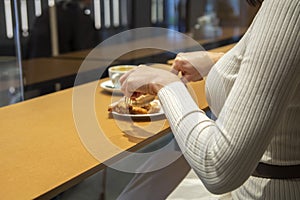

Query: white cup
left=108, top=65, right=137, bottom=88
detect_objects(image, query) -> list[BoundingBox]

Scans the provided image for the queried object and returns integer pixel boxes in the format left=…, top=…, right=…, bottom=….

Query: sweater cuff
left=158, top=82, right=205, bottom=125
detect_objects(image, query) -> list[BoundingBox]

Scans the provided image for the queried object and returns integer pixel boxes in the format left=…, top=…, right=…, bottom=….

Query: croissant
left=108, top=95, right=160, bottom=115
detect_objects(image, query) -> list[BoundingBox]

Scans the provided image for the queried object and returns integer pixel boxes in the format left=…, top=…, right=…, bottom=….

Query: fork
left=124, top=96, right=133, bottom=105
left=124, top=91, right=140, bottom=106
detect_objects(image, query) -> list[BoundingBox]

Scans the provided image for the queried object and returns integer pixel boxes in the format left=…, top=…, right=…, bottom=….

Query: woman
left=120, top=0, right=300, bottom=199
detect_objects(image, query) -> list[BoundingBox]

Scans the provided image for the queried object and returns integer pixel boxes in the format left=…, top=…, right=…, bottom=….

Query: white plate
left=111, top=100, right=165, bottom=119
left=100, top=80, right=122, bottom=93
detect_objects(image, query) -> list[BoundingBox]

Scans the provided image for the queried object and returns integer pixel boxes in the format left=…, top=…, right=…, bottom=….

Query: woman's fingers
left=121, top=66, right=181, bottom=97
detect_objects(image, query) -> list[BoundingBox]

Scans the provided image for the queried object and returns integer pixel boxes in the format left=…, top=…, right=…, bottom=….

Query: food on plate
left=108, top=95, right=160, bottom=115
left=130, top=94, right=156, bottom=106
left=108, top=101, right=130, bottom=114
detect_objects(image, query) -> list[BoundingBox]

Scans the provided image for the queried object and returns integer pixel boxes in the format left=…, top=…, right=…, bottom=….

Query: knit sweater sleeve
left=158, top=0, right=300, bottom=194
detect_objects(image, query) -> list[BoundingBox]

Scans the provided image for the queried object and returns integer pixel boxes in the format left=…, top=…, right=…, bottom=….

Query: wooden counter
left=0, top=79, right=206, bottom=200
left=0, top=45, right=234, bottom=200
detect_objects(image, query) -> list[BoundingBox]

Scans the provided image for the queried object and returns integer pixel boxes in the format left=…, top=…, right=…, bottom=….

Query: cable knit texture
left=158, top=0, right=300, bottom=199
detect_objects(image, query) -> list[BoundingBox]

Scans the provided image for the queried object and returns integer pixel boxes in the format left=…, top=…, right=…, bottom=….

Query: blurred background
left=0, top=0, right=259, bottom=107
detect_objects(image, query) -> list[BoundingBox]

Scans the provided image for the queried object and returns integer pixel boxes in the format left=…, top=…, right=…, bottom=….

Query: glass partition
left=0, top=0, right=260, bottom=106
left=0, top=0, right=24, bottom=107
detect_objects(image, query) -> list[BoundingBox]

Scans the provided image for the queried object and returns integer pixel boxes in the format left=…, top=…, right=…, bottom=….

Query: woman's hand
left=172, top=51, right=224, bottom=82
left=120, top=65, right=181, bottom=97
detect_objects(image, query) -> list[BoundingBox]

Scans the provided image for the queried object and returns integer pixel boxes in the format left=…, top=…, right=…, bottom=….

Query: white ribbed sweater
left=158, top=0, right=300, bottom=199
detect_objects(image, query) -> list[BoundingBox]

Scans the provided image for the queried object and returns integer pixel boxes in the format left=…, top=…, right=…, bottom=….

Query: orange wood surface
left=0, top=78, right=206, bottom=200
left=0, top=45, right=234, bottom=199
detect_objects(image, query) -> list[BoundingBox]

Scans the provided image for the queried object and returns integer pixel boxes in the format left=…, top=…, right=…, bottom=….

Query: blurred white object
left=193, top=12, right=222, bottom=39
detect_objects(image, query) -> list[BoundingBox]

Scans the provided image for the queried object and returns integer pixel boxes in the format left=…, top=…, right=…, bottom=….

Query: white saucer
left=100, top=80, right=122, bottom=93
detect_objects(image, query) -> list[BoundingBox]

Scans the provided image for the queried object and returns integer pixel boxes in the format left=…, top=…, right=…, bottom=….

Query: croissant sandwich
left=108, top=94, right=160, bottom=114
